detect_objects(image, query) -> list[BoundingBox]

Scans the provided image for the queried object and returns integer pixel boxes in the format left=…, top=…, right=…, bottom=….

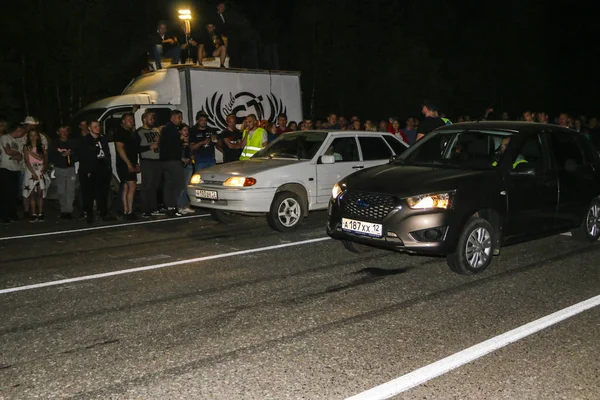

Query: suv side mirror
left=321, top=154, right=335, bottom=164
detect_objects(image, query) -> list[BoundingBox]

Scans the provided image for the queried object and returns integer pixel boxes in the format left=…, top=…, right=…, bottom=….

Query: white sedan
left=187, top=130, right=408, bottom=231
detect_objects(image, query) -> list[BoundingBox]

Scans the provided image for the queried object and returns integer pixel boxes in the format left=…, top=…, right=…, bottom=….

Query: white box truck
left=70, top=66, right=303, bottom=183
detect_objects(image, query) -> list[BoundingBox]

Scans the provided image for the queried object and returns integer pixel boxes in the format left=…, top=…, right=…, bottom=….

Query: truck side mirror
left=321, top=155, right=335, bottom=164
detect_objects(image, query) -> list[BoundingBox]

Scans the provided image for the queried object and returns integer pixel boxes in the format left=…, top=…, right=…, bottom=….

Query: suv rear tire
left=446, top=216, right=495, bottom=275
left=572, top=198, right=600, bottom=242
left=267, top=191, right=303, bottom=232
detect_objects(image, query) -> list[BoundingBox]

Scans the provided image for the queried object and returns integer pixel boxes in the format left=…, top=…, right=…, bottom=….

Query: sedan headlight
left=223, top=176, right=257, bottom=187
left=190, top=174, right=202, bottom=184
left=331, top=182, right=346, bottom=199
left=406, top=191, right=455, bottom=209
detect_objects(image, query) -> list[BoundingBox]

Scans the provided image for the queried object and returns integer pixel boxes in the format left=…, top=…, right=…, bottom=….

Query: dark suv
left=327, top=121, right=600, bottom=275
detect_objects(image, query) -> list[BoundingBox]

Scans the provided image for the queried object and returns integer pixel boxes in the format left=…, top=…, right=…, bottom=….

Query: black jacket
left=77, top=134, right=111, bottom=175
left=160, top=121, right=183, bottom=162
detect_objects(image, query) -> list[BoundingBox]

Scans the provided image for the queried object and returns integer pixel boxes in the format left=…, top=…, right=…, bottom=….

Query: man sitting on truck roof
left=149, top=20, right=181, bottom=70
left=190, top=22, right=227, bottom=68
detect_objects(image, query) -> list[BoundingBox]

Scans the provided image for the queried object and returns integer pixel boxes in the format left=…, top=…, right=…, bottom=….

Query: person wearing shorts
left=114, top=113, right=141, bottom=220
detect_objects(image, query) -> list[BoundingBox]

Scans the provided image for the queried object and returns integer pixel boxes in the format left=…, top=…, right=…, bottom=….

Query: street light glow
left=178, top=9, right=191, bottom=15
left=178, top=14, right=192, bottom=20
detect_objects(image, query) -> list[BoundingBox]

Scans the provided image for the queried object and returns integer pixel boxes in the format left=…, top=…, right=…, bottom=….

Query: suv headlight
left=190, top=174, right=202, bottom=184
left=406, top=191, right=455, bottom=209
left=331, top=182, right=346, bottom=199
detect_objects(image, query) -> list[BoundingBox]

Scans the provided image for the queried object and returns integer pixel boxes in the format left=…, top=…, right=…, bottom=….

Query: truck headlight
left=190, top=174, right=202, bottom=184
left=331, top=182, right=346, bottom=199
left=223, top=177, right=257, bottom=187
left=406, top=191, right=455, bottom=209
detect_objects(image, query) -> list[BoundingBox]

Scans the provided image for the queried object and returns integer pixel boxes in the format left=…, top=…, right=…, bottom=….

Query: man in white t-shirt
left=0, top=126, right=25, bottom=222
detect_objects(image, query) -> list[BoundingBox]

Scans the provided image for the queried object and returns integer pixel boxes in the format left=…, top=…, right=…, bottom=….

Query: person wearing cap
left=190, top=21, right=227, bottom=67
left=416, top=102, right=447, bottom=141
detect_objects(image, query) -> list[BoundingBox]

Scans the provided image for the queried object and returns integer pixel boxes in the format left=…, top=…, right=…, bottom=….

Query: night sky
left=2, top=0, right=599, bottom=131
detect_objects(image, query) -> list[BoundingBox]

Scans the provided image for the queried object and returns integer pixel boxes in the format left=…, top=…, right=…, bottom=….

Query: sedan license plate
left=196, top=189, right=218, bottom=200
left=341, top=218, right=382, bottom=237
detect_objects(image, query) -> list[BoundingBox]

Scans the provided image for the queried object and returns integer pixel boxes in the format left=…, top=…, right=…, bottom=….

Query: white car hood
left=197, top=158, right=307, bottom=182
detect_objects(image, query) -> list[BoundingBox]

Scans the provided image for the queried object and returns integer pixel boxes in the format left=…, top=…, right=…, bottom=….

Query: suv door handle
left=352, top=165, right=364, bottom=169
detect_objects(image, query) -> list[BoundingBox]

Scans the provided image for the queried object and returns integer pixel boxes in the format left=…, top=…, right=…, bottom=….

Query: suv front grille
left=341, top=191, right=396, bottom=221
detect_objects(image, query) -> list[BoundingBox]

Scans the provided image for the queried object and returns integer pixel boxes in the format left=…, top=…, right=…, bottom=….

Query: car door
left=315, top=135, right=362, bottom=204
left=357, top=135, right=395, bottom=169
left=505, top=133, right=558, bottom=238
left=547, top=129, right=599, bottom=229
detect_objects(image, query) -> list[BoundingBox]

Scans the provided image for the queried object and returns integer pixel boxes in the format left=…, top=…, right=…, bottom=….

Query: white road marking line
left=560, top=232, right=573, bottom=236
left=346, top=294, right=600, bottom=400
left=0, top=214, right=210, bottom=242
left=0, top=237, right=331, bottom=295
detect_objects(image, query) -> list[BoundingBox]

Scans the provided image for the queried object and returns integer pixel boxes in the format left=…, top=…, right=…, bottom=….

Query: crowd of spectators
left=1, top=105, right=599, bottom=225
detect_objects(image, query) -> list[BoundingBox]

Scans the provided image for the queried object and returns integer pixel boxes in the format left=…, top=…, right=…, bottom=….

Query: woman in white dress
left=23, top=130, right=49, bottom=222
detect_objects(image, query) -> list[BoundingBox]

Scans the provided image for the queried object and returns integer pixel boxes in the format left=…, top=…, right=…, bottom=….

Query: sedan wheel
left=267, top=191, right=304, bottom=232
left=446, top=216, right=495, bottom=275
left=572, top=199, right=600, bottom=242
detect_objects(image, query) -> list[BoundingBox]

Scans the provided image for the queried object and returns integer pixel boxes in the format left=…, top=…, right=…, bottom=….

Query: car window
left=325, top=137, right=359, bottom=162
left=511, top=135, right=544, bottom=170
left=547, top=131, right=585, bottom=169
left=358, top=136, right=393, bottom=160
left=383, top=135, right=407, bottom=155
left=578, top=133, right=599, bottom=163
left=254, top=131, right=327, bottom=159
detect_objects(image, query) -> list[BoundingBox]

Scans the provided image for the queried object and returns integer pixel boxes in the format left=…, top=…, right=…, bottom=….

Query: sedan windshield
left=398, top=129, right=516, bottom=169
left=253, top=131, right=327, bottom=160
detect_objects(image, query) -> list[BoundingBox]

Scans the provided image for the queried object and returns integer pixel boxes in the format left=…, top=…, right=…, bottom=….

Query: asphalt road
left=0, top=208, right=599, bottom=399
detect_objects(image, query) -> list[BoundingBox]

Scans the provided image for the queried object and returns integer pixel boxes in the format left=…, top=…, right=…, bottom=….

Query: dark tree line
left=1, top=0, right=598, bottom=135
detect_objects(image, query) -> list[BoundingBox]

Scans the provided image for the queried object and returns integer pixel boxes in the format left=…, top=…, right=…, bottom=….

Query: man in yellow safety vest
left=239, top=114, right=268, bottom=160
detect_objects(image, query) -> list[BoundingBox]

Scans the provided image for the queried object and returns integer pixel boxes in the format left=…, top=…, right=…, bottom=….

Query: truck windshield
left=398, top=129, right=516, bottom=169
left=254, top=131, right=327, bottom=160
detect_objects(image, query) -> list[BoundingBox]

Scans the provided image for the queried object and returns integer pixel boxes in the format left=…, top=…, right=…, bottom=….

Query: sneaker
left=37, top=214, right=44, bottom=222
left=141, top=212, right=152, bottom=218
left=180, top=207, right=195, bottom=215
left=30, top=214, right=38, bottom=223
left=79, top=212, right=88, bottom=220
left=151, top=209, right=166, bottom=216
left=175, top=209, right=184, bottom=217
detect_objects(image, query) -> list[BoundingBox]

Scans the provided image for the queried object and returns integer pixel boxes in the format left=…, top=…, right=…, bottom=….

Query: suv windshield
left=398, top=129, right=516, bottom=169
left=253, top=131, right=327, bottom=160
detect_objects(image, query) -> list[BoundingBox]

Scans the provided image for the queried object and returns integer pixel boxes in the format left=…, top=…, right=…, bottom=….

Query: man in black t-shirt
left=114, top=113, right=141, bottom=220
left=219, top=114, right=243, bottom=163
left=190, top=22, right=227, bottom=67
left=189, top=111, right=218, bottom=169
left=416, top=101, right=446, bottom=141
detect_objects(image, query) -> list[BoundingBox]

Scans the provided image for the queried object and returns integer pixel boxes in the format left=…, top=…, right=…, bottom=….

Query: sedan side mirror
left=321, top=154, right=335, bottom=164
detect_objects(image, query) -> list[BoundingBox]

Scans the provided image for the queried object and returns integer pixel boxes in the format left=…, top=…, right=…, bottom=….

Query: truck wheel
left=210, top=210, right=239, bottom=224
left=446, top=216, right=495, bottom=275
left=572, top=199, right=600, bottom=242
left=267, top=191, right=303, bottom=232
left=342, top=240, right=373, bottom=254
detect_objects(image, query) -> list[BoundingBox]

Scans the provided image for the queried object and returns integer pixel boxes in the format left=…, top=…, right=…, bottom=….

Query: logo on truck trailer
left=201, top=91, right=287, bottom=130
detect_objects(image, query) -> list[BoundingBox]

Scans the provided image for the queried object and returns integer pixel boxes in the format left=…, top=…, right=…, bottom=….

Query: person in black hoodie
left=77, top=120, right=114, bottom=223
left=160, top=110, right=184, bottom=215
